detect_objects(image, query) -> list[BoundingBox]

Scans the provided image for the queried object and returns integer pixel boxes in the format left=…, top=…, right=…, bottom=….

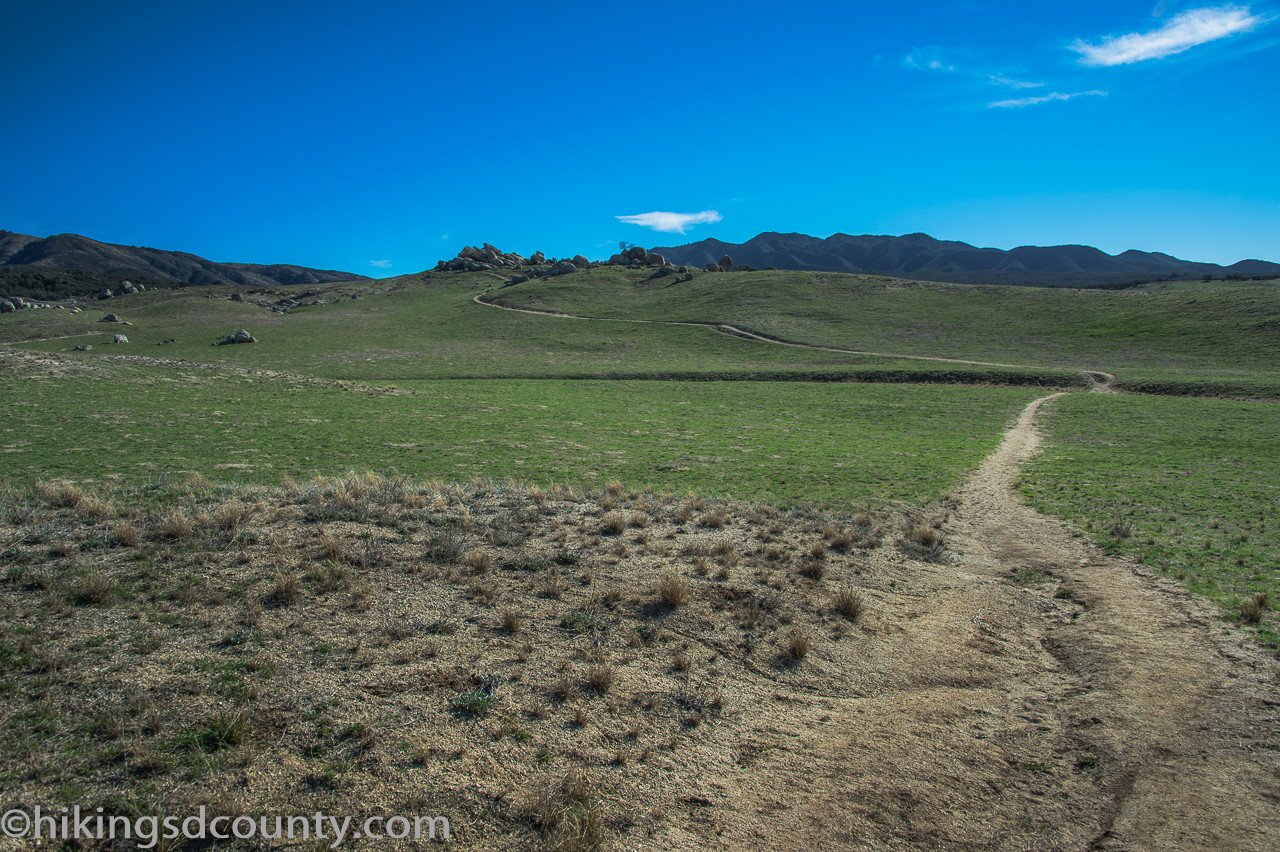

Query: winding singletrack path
left=472, top=291, right=1118, bottom=388
left=625, top=394, right=1280, bottom=850
left=477, top=290, right=1276, bottom=848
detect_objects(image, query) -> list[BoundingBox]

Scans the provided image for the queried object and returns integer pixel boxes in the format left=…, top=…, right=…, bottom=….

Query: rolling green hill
left=485, top=267, right=1280, bottom=396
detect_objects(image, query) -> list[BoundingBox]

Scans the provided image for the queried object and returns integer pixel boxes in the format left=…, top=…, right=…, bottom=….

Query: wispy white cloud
left=989, top=74, right=1043, bottom=89
left=903, top=49, right=955, bottom=72
left=616, top=210, right=723, bottom=234
left=368, top=259, right=393, bottom=269
left=989, top=90, right=1108, bottom=108
left=1071, top=5, right=1264, bottom=66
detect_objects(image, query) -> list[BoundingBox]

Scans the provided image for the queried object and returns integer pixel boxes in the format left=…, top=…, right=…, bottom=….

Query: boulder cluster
left=438, top=243, right=558, bottom=273
left=95, top=280, right=145, bottom=300
left=703, top=255, right=757, bottom=273
left=216, top=328, right=257, bottom=346
left=606, top=245, right=669, bottom=268
left=1, top=296, right=61, bottom=313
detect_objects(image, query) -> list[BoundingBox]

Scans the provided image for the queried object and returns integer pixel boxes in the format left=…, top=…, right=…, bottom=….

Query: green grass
left=0, top=274, right=1083, bottom=386
left=487, top=268, right=1280, bottom=395
left=0, top=354, right=1041, bottom=507
left=1021, top=393, right=1279, bottom=644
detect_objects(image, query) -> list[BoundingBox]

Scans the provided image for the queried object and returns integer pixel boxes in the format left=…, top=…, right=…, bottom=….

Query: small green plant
left=451, top=674, right=501, bottom=719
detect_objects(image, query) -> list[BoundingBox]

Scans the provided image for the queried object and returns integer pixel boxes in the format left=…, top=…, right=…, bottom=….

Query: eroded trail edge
left=636, top=394, right=1279, bottom=851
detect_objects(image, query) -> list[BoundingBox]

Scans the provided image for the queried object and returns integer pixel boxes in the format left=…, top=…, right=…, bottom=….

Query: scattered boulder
left=649, top=266, right=678, bottom=279
left=73, top=344, right=92, bottom=351
left=627, top=246, right=648, bottom=261
left=0, top=300, right=13, bottom=313
left=97, top=289, right=113, bottom=300
left=718, top=256, right=733, bottom=272
left=705, top=263, right=720, bottom=272
left=159, top=338, right=176, bottom=345
left=506, top=274, right=530, bottom=286
left=551, top=261, right=577, bottom=276
left=217, top=329, right=257, bottom=345
left=607, top=253, right=629, bottom=265
left=231, top=293, right=245, bottom=302
left=571, top=254, right=591, bottom=269
left=646, top=252, right=666, bottom=267
left=101, top=313, right=121, bottom=323
left=732, top=264, right=756, bottom=272
left=113, top=334, right=128, bottom=344
left=530, top=251, right=546, bottom=265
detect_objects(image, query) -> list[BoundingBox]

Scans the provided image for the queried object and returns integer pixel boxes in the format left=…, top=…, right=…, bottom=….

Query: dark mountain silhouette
left=650, top=232, right=1280, bottom=287
left=0, top=230, right=368, bottom=300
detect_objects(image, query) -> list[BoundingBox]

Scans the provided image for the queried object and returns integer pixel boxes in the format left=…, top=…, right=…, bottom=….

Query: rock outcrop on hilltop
left=435, top=243, right=598, bottom=282
left=434, top=242, right=698, bottom=285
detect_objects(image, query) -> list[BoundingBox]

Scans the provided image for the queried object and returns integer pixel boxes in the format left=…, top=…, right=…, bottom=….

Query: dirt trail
left=624, top=393, right=1280, bottom=851
left=472, top=292, right=1116, bottom=387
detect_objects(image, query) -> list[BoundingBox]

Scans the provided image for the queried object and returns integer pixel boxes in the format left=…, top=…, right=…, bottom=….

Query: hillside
left=0, top=230, right=369, bottom=300
left=650, top=231, right=1280, bottom=287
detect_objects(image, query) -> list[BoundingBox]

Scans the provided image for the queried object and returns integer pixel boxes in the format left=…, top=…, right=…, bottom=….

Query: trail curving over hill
left=472, top=291, right=1117, bottom=388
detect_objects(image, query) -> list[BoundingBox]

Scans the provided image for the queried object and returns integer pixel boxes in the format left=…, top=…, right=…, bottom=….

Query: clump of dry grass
left=111, top=522, right=141, bottom=548
left=76, top=497, right=115, bottom=521
left=73, top=570, right=116, bottom=605
left=698, top=509, right=730, bottom=529
left=316, top=528, right=345, bottom=561
left=899, top=524, right=945, bottom=562
left=785, top=628, right=813, bottom=661
left=832, top=588, right=865, bottom=621
left=656, top=571, right=688, bottom=609
left=1242, top=592, right=1268, bottom=624
left=264, top=571, right=301, bottom=607
left=34, top=479, right=84, bottom=508
left=585, top=664, right=615, bottom=694
left=154, top=509, right=195, bottom=542
left=601, top=511, right=627, bottom=536
left=501, top=608, right=523, bottom=634
left=526, top=769, right=607, bottom=852
left=798, top=559, right=825, bottom=581
left=465, top=549, right=494, bottom=574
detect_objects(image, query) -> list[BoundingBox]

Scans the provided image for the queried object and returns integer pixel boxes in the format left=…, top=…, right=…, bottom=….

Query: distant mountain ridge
left=0, top=230, right=368, bottom=300
left=650, top=232, right=1280, bottom=287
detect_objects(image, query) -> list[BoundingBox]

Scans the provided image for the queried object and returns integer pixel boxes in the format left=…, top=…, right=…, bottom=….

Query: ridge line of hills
left=0, top=230, right=369, bottom=300
left=649, top=231, right=1280, bottom=288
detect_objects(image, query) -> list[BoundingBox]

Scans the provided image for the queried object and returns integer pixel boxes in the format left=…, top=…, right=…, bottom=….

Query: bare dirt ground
left=647, top=393, right=1279, bottom=851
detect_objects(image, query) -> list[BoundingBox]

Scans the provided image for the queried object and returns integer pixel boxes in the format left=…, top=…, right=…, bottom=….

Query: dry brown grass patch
left=785, top=628, right=813, bottom=662
left=656, top=571, right=689, bottom=609
left=34, top=479, right=84, bottom=508
left=264, top=570, right=301, bottom=607
left=832, top=588, right=865, bottom=621
left=73, top=570, right=116, bottom=605
left=1242, top=592, right=1268, bottom=624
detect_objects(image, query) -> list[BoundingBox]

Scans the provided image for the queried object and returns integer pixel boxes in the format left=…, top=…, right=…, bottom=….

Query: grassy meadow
left=1020, top=392, right=1280, bottom=642
left=2, top=263, right=1278, bottom=850
left=2, top=265, right=1276, bottom=638
left=0, top=352, right=1041, bottom=508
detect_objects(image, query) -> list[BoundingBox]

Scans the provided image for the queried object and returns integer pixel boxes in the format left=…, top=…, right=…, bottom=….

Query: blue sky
left=2, top=1, right=1277, bottom=275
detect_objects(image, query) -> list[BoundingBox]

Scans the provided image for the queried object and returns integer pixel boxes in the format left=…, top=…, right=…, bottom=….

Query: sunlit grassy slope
left=487, top=268, right=1280, bottom=395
